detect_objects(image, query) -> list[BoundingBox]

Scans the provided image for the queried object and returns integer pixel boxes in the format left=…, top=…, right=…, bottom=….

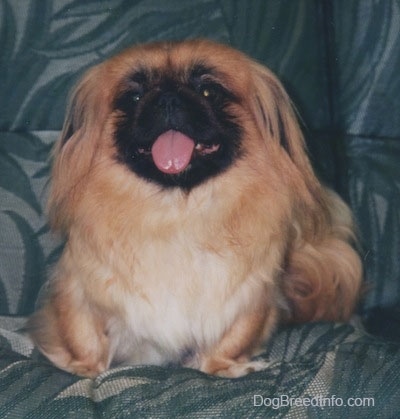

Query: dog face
left=30, top=40, right=362, bottom=378
left=113, top=61, right=243, bottom=189
left=56, top=40, right=312, bottom=197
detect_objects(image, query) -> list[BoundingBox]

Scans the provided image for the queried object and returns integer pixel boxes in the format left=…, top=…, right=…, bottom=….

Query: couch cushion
left=1, top=319, right=399, bottom=416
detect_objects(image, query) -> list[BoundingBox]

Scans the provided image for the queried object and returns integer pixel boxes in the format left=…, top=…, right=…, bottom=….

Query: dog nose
left=158, top=92, right=182, bottom=117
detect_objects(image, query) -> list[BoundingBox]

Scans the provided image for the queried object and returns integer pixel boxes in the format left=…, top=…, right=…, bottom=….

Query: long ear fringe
left=249, top=61, right=332, bottom=229
left=249, top=60, right=362, bottom=322
left=249, top=61, right=316, bottom=180
left=48, top=66, right=109, bottom=232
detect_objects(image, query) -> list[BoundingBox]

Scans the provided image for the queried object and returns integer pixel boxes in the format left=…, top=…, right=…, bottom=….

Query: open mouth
left=137, top=130, right=220, bottom=175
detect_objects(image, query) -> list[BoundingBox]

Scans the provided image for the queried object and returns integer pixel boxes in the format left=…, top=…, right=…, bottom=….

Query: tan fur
left=28, top=39, right=362, bottom=378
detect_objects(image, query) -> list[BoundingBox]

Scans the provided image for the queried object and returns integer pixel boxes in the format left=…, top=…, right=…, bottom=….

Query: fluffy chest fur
left=71, top=169, right=283, bottom=367
left=107, top=234, right=271, bottom=366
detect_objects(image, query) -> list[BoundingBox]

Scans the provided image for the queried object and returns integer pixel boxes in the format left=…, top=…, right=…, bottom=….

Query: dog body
left=29, top=40, right=362, bottom=378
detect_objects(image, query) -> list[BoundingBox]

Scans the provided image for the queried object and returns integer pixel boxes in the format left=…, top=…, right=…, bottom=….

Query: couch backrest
left=0, top=0, right=399, bottom=317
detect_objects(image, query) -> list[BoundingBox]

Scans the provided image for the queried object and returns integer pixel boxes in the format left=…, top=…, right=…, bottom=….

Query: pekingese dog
left=28, top=39, right=362, bottom=378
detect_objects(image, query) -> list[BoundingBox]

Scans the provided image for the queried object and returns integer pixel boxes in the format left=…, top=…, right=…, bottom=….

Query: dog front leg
left=29, top=283, right=110, bottom=378
left=198, top=304, right=277, bottom=378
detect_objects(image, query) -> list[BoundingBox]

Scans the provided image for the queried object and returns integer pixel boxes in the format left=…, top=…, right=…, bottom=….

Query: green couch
left=1, top=1, right=400, bottom=417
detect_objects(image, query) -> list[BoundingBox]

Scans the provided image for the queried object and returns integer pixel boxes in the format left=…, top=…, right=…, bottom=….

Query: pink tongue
left=151, top=130, right=195, bottom=174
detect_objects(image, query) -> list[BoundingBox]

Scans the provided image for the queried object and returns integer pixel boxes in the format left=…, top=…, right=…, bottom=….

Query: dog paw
left=214, top=360, right=271, bottom=378
left=40, top=346, right=108, bottom=378
left=65, top=358, right=107, bottom=378
left=200, top=356, right=271, bottom=378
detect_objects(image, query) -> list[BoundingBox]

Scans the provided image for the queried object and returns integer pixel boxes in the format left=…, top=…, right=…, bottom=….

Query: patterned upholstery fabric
left=1, top=0, right=399, bottom=416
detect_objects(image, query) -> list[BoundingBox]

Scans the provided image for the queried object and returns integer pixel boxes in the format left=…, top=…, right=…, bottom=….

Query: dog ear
left=249, top=61, right=362, bottom=322
left=249, top=62, right=316, bottom=180
left=59, top=65, right=106, bottom=146
left=249, top=61, right=329, bottom=225
left=48, top=65, right=109, bottom=231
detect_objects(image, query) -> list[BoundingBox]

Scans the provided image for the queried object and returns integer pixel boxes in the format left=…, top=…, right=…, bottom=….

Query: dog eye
left=199, top=84, right=217, bottom=99
left=132, top=92, right=142, bottom=102
left=202, top=88, right=211, bottom=98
